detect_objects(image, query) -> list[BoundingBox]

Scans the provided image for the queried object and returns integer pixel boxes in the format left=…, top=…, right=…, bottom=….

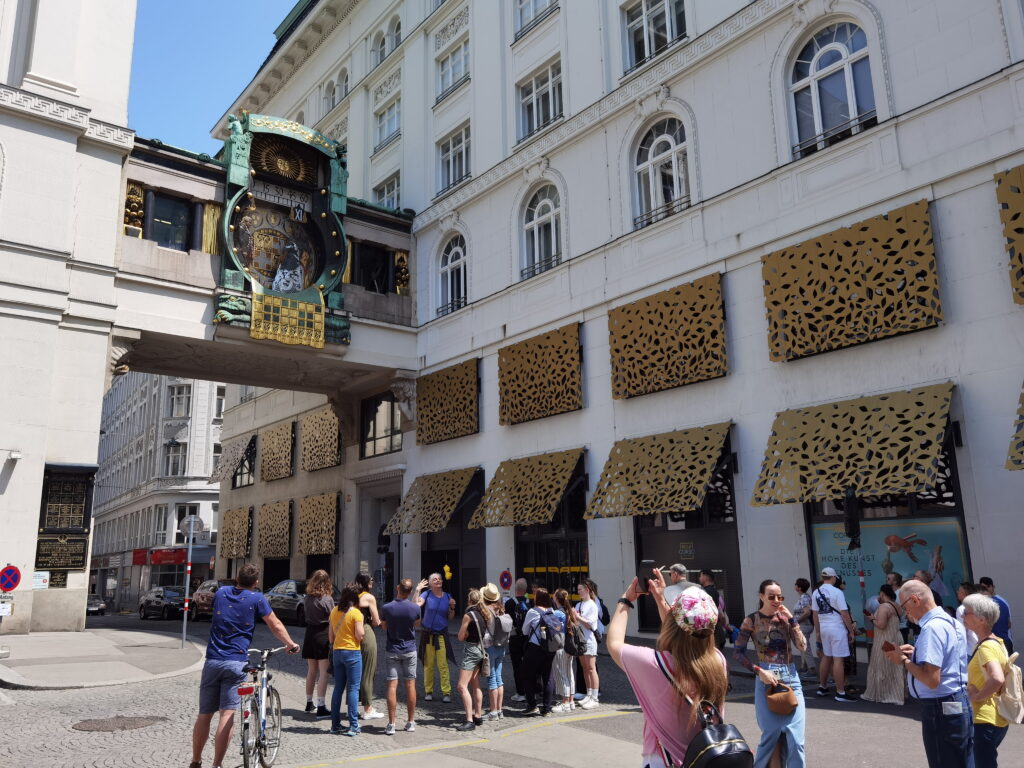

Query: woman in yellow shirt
left=962, top=593, right=1008, bottom=768
left=328, top=584, right=365, bottom=736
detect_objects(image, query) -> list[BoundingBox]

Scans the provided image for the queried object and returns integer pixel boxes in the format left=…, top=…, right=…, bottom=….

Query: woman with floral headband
left=607, top=569, right=728, bottom=768
left=734, top=579, right=807, bottom=768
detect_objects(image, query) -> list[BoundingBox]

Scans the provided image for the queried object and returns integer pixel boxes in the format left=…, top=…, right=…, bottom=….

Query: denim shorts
left=199, top=659, right=247, bottom=714
left=386, top=651, right=417, bottom=681
left=461, top=643, right=486, bottom=671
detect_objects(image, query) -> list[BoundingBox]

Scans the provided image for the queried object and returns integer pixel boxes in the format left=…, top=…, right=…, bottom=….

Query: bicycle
left=237, top=647, right=285, bottom=768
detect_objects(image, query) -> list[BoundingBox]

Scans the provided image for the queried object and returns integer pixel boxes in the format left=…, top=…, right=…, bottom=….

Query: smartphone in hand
left=637, top=559, right=656, bottom=594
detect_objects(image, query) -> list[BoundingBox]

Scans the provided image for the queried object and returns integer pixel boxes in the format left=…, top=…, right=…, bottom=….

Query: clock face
left=234, top=203, right=322, bottom=293
left=252, top=180, right=313, bottom=212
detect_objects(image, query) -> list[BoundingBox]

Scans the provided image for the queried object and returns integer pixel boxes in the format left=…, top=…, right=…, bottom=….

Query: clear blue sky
left=129, top=1, right=291, bottom=154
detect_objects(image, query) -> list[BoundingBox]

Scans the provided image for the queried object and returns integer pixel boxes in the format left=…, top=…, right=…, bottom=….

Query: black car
left=139, top=586, right=186, bottom=620
left=86, top=594, right=107, bottom=615
left=265, top=579, right=340, bottom=625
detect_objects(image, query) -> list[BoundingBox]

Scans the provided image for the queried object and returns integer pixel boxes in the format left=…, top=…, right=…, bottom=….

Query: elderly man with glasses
left=885, top=579, right=974, bottom=768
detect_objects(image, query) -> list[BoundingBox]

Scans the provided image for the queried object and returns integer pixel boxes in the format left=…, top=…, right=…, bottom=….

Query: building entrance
left=420, top=473, right=485, bottom=612
left=515, top=456, right=588, bottom=598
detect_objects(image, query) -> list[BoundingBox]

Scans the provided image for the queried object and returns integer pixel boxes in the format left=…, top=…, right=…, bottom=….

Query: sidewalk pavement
left=0, top=628, right=204, bottom=689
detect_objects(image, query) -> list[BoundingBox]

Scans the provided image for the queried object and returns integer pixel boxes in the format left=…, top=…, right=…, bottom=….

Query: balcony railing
left=373, top=130, right=401, bottom=155
left=792, top=110, right=878, bottom=160
left=435, top=296, right=467, bottom=317
left=517, top=112, right=563, bottom=146
left=435, top=74, right=470, bottom=107
left=435, top=172, right=471, bottom=199
left=623, top=33, right=689, bottom=76
left=520, top=252, right=561, bottom=281
left=633, top=195, right=691, bottom=230
left=514, top=3, right=559, bottom=43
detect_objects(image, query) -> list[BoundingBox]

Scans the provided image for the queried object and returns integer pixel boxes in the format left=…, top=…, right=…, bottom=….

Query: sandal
left=189, top=762, right=202, bottom=768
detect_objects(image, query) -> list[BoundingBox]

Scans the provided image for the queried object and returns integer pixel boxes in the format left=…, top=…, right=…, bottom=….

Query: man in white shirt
left=811, top=567, right=858, bottom=702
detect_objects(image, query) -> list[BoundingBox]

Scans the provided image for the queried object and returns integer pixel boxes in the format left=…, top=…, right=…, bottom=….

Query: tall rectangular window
left=518, top=61, right=562, bottom=141
left=373, top=174, right=401, bottom=209
left=360, top=392, right=403, bottom=459
left=624, top=0, right=686, bottom=72
left=215, top=386, right=226, bottom=419
left=517, top=0, right=555, bottom=31
left=232, top=438, right=256, bottom=489
left=437, top=40, right=469, bottom=98
left=438, top=125, right=471, bottom=192
left=154, top=504, right=169, bottom=545
left=175, top=503, right=199, bottom=544
left=150, top=193, right=193, bottom=251
left=212, top=443, right=222, bottom=473
left=168, top=384, right=192, bottom=418
left=164, top=442, right=188, bottom=476
left=375, top=99, right=401, bottom=148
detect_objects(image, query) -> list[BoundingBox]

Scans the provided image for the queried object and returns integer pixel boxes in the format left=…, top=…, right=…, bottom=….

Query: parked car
left=189, top=578, right=235, bottom=620
left=86, top=594, right=107, bottom=615
left=265, top=578, right=340, bottom=625
left=139, top=586, right=186, bottom=620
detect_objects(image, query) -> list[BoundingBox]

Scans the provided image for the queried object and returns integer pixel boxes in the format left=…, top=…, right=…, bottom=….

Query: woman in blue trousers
left=328, top=584, right=365, bottom=736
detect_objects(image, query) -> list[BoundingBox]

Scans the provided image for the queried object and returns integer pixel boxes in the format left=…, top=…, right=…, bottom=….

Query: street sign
left=499, top=569, right=512, bottom=591
left=0, top=565, right=21, bottom=592
left=178, top=514, right=204, bottom=538
left=0, top=603, right=11, bottom=616
left=32, top=571, right=49, bottom=590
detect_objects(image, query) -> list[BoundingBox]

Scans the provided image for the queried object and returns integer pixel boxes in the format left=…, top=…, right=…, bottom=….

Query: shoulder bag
left=654, top=651, right=753, bottom=767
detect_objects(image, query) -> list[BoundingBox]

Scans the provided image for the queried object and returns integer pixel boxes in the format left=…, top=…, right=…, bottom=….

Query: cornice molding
left=413, top=0, right=791, bottom=233
left=0, top=83, right=134, bottom=151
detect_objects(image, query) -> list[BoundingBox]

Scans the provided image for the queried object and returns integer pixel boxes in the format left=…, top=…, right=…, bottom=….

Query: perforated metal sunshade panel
left=384, top=467, right=479, bottom=534
left=416, top=359, right=480, bottom=445
left=994, top=164, right=1024, bottom=305
left=468, top=448, right=584, bottom=528
left=298, top=492, right=338, bottom=554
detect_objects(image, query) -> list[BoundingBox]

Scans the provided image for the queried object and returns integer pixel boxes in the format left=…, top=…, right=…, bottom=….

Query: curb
left=0, top=636, right=207, bottom=691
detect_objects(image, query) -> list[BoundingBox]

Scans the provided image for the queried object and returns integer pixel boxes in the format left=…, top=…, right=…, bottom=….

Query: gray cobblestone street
left=1, top=617, right=1021, bottom=768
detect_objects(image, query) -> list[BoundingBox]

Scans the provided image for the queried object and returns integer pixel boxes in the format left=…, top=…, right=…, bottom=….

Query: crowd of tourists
left=188, top=562, right=1018, bottom=768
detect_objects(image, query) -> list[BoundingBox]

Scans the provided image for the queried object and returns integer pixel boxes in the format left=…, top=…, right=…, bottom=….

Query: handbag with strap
left=765, top=683, right=798, bottom=716
left=654, top=651, right=753, bottom=768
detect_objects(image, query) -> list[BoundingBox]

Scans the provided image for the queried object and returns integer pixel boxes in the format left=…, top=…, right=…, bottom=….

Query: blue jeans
left=331, top=649, right=363, bottom=733
left=753, top=664, right=805, bottom=768
left=919, top=691, right=974, bottom=768
left=486, top=646, right=505, bottom=691
left=973, top=722, right=1006, bottom=768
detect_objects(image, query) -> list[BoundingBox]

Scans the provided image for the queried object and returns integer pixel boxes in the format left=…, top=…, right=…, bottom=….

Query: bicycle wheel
left=240, top=695, right=260, bottom=768
left=259, top=686, right=282, bottom=767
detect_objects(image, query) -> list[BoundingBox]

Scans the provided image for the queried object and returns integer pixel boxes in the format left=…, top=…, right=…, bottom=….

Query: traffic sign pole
left=178, top=515, right=203, bottom=649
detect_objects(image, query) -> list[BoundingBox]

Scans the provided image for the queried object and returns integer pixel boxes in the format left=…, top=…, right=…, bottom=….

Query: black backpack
left=564, top=619, right=586, bottom=657
left=507, top=597, right=530, bottom=636
left=654, top=651, right=752, bottom=768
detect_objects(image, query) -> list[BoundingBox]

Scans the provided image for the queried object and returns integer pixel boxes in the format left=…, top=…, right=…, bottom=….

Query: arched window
left=438, top=234, right=467, bottom=316
left=322, top=81, right=335, bottom=116
left=522, top=184, right=561, bottom=280
left=634, top=117, right=688, bottom=229
left=338, top=68, right=349, bottom=99
left=790, top=22, right=876, bottom=159
left=372, top=32, right=387, bottom=67
left=388, top=16, right=402, bottom=51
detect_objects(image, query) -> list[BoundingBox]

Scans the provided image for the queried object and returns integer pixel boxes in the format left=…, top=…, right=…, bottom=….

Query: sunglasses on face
left=765, top=594, right=785, bottom=601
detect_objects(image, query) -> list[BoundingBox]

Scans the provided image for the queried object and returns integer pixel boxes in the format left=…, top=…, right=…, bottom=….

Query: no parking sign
left=0, top=565, right=21, bottom=592
left=499, top=570, right=512, bottom=591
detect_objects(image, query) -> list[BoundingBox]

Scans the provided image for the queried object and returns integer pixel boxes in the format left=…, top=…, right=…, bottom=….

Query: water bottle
left=540, top=624, right=547, bottom=641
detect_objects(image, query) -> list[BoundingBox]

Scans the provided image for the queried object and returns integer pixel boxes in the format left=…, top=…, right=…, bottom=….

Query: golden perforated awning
left=219, top=507, right=252, bottom=559
left=584, top=422, right=731, bottom=519
left=752, top=382, right=954, bottom=505
left=1007, top=385, right=1024, bottom=470
left=208, top=433, right=255, bottom=484
left=468, top=448, right=584, bottom=529
left=384, top=467, right=480, bottom=535
left=257, top=500, right=291, bottom=558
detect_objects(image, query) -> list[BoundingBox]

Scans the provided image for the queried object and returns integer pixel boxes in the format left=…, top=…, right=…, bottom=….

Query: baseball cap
left=821, top=567, right=838, bottom=578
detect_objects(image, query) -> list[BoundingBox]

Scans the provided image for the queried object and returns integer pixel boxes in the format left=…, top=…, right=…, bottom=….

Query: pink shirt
left=619, top=644, right=728, bottom=765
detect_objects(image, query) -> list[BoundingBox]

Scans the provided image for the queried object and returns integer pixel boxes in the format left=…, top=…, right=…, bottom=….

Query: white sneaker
left=550, top=703, right=570, bottom=714
left=579, top=696, right=598, bottom=710
left=423, top=693, right=434, bottom=701
left=511, top=694, right=526, bottom=702
left=384, top=722, right=395, bottom=736
left=362, top=709, right=385, bottom=720
left=404, top=721, right=416, bottom=732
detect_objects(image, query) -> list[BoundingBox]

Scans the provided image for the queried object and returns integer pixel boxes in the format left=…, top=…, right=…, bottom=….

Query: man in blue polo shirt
left=886, top=579, right=974, bottom=768
left=190, top=564, right=300, bottom=768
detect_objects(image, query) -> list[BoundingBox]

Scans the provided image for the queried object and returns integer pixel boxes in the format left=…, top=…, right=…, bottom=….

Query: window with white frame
left=168, top=384, right=191, bottom=418
left=212, top=443, right=222, bottom=473
left=296, top=110, right=305, bottom=125
left=388, top=16, right=402, bottom=50
left=517, top=0, right=555, bottom=32
left=522, top=184, right=561, bottom=280
left=438, top=234, right=467, bottom=316
left=624, top=0, right=686, bottom=72
left=374, top=174, right=401, bottom=209
left=634, top=117, right=689, bottom=229
left=438, top=125, right=470, bottom=192
left=338, top=68, right=349, bottom=99
left=372, top=32, right=387, bottom=68
left=375, top=99, right=401, bottom=148
left=790, top=22, right=876, bottom=159
left=322, top=80, right=336, bottom=116
left=164, top=442, right=188, bottom=476
left=215, top=386, right=226, bottom=419
left=518, top=61, right=562, bottom=141
left=437, top=39, right=469, bottom=99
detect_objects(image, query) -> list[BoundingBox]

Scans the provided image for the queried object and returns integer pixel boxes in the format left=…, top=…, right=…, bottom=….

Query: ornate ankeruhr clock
left=218, top=112, right=349, bottom=348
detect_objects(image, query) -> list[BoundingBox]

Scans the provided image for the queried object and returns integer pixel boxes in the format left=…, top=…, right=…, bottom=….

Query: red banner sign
left=149, top=548, right=187, bottom=565
left=132, top=549, right=148, bottom=566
